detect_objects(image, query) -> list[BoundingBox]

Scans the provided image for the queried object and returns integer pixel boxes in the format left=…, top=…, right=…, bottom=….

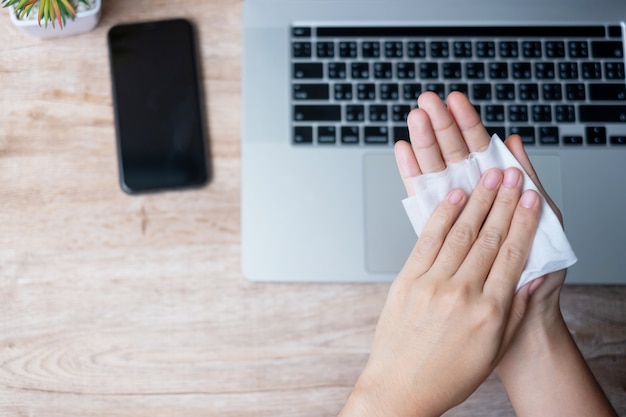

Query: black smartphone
left=108, top=19, right=209, bottom=193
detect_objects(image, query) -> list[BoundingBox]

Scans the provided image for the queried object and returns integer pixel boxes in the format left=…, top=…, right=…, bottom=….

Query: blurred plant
left=1, top=0, right=89, bottom=28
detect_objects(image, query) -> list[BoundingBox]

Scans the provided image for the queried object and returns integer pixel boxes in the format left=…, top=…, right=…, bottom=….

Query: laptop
left=241, top=0, right=626, bottom=284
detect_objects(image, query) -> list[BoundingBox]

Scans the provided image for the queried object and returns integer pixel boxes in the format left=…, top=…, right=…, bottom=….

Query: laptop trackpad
left=363, top=152, right=563, bottom=274
left=363, top=153, right=415, bottom=273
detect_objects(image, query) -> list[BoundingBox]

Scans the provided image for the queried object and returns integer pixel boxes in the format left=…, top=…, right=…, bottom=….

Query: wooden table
left=0, top=1, right=624, bottom=415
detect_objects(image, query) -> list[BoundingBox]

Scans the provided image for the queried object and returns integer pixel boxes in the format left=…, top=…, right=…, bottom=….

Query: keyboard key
left=357, top=83, right=376, bottom=100
left=454, top=41, right=473, bottom=58
left=589, top=84, right=626, bottom=101
left=508, top=105, right=529, bottom=122
left=292, top=42, right=312, bottom=58
left=362, top=41, right=380, bottom=58
left=403, top=83, right=422, bottom=101
left=563, top=136, right=583, bottom=145
left=393, top=126, right=410, bottom=142
left=476, top=41, right=496, bottom=58
left=293, top=63, right=323, bottom=79
left=374, top=62, right=393, bottom=79
left=542, top=83, right=562, bottom=101
left=334, top=83, right=353, bottom=100
left=532, top=105, right=552, bottom=122
left=605, top=62, right=625, bottom=80
left=420, top=62, right=438, bottom=79
left=293, top=84, right=329, bottom=100
left=424, top=83, right=445, bottom=99
left=430, top=41, right=449, bottom=58
left=294, top=105, right=341, bottom=121
left=509, top=126, right=535, bottom=144
left=555, top=105, right=576, bottom=122
left=339, top=41, right=357, bottom=58
left=539, top=127, right=560, bottom=145
left=579, top=105, right=626, bottom=122
left=512, top=62, right=532, bottom=79
left=448, top=83, right=469, bottom=96
left=466, top=62, right=485, bottom=79
left=396, top=62, right=416, bottom=79
left=582, top=62, right=602, bottom=79
left=522, top=41, right=542, bottom=58
left=535, top=62, right=555, bottom=79
left=351, top=62, right=370, bottom=79
left=407, top=41, right=426, bottom=58
left=545, top=41, right=565, bottom=58
left=568, top=41, right=588, bottom=58
left=317, top=126, right=336, bottom=144
left=385, top=41, right=404, bottom=58
left=341, top=126, right=360, bottom=144
left=499, top=41, right=519, bottom=58
left=586, top=126, right=607, bottom=145
left=392, top=105, right=411, bottom=122
left=328, top=62, right=347, bottom=79
left=292, top=27, right=311, bottom=37
left=609, top=26, right=623, bottom=38
left=369, top=105, right=388, bottom=122
left=592, top=41, right=624, bottom=58
left=294, top=126, right=313, bottom=144
left=485, top=105, right=505, bottom=122
left=558, top=62, right=578, bottom=79
left=317, top=42, right=335, bottom=58
left=485, top=126, right=506, bottom=138
left=472, top=83, right=492, bottom=100
left=610, top=136, right=626, bottom=145
left=364, top=126, right=389, bottom=144
left=489, top=62, right=508, bottom=79
left=346, top=105, right=365, bottom=122
left=380, top=83, right=400, bottom=100
left=519, top=83, right=539, bottom=101
left=443, top=62, right=462, bottom=79
left=496, top=83, right=516, bottom=100
left=565, top=83, right=586, bottom=101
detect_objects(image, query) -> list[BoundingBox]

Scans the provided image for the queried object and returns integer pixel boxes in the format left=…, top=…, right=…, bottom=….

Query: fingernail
left=483, top=170, right=501, bottom=189
left=520, top=190, right=538, bottom=208
left=503, top=168, right=521, bottom=188
left=448, top=189, right=464, bottom=205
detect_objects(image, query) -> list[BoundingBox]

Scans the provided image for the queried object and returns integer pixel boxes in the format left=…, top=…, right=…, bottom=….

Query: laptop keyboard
left=290, top=25, right=626, bottom=146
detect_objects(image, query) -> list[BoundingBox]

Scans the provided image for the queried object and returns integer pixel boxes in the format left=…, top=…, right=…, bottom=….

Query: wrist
left=338, top=372, right=437, bottom=417
left=337, top=380, right=377, bottom=417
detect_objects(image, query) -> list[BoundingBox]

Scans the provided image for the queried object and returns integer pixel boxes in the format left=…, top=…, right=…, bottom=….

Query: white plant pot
left=9, top=0, right=101, bottom=39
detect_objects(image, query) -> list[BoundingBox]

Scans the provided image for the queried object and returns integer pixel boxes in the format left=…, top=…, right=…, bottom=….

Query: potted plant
left=2, top=0, right=101, bottom=38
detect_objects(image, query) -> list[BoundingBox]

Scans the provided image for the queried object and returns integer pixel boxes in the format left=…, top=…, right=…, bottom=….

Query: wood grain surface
left=0, top=1, right=624, bottom=415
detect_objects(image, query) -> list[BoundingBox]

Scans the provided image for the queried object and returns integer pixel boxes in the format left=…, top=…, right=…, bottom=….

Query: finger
left=484, top=189, right=541, bottom=303
left=417, top=91, right=469, bottom=164
left=503, top=134, right=563, bottom=223
left=394, top=139, right=421, bottom=196
left=407, top=107, right=446, bottom=173
left=447, top=91, right=491, bottom=153
left=396, top=189, right=467, bottom=284
left=430, top=169, right=503, bottom=277
left=454, top=168, right=523, bottom=288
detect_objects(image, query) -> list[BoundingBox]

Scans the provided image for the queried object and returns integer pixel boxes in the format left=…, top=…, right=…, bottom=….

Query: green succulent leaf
left=2, top=0, right=82, bottom=28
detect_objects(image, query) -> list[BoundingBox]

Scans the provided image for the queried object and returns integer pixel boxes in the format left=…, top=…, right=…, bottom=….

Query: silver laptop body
left=241, top=0, right=626, bottom=284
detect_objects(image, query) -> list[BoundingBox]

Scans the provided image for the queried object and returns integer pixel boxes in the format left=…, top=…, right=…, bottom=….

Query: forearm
left=497, top=311, right=617, bottom=417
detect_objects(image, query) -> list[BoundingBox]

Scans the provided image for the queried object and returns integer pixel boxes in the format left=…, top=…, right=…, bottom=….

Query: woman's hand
left=340, top=167, right=541, bottom=417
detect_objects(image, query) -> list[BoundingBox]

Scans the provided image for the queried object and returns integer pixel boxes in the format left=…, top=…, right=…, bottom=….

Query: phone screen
left=108, top=19, right=208, bottom=193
